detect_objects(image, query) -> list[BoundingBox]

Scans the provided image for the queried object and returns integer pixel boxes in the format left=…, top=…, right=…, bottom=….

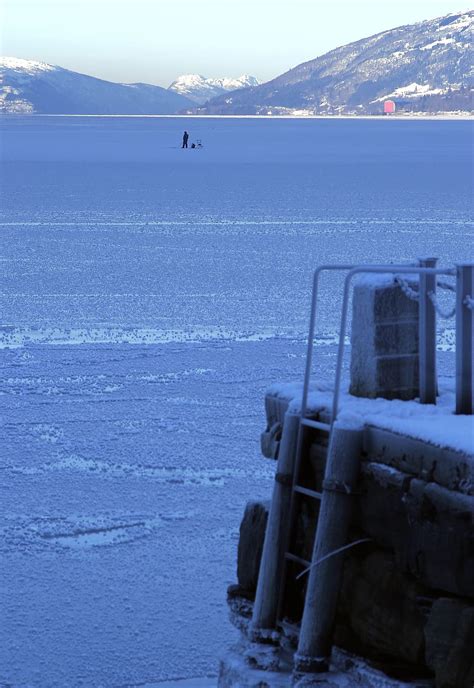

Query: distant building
left=384, top=99, right=396, bottom=115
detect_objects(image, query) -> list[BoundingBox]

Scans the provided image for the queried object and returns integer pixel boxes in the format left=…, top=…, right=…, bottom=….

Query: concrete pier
left=220, top=264, right=473, bottom=688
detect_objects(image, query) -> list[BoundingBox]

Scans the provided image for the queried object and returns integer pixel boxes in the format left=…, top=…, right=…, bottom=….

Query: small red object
left=384, top=100, right=396, bottom=114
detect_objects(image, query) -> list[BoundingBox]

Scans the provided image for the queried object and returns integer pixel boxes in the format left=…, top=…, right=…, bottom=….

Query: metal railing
left=302, top=261, right=474, bottom=422
left=302, top=261, right=415, bottom=416
left=301, top=264, right=357, bottom=417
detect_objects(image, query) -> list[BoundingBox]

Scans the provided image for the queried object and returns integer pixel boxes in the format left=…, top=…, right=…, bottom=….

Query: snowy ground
left=0, top=116, right=472, bottom=687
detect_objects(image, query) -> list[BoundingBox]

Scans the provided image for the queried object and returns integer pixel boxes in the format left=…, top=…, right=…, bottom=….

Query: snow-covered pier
left=219, top=262, right=474, bottom=688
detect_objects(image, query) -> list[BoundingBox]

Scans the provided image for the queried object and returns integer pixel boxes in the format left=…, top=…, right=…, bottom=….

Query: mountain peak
left=0, top=57, right=58, bottom=74
left=0, top=58, right=193, bottom=114
left=169, top=73, right=261, bottom=104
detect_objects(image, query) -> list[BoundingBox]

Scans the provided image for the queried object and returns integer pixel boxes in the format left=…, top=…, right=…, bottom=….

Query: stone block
left=363, top=427, right=474, bottom=495
left=355, top=463, right=414, bottom=554
left=350, top=281, right=419, bottom=400
left=425, top=598, right=474, bottom=688
left=372, top=283, right=419, bottom=322
left=373, top=354, right=419, bottom=398
left=355, top=464, right=474, bottom=598
left=237, top=500, right=270, bottom=595
left=265, top=394, right=288, bottom=429
left=401, top=481, right=474, bottom=597
left=261, top=421, right=282, bottom=460
left=262, top=394, right=290, bottom=459
left=335, top=549, right=427, bottom=667
left=373, top=321, right=419, bottom=355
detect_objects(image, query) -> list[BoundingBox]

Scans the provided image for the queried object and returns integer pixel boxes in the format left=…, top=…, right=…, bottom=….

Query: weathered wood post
left=456, top=264, right=474, bottom=415
left=293, top=423, right=364, bottom=675
left=418, top=257, right=437, bottom=404
left=249, top=410, right=300, bottom=642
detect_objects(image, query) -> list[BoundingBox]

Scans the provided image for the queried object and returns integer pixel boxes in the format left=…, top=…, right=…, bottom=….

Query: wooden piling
left=456, top=264, right=474, bottom=414
left=293, top=424, right=364, bottom=674
left=419, top=257, right=438, bottom=404
left=249, top=410, right=300, bottom=641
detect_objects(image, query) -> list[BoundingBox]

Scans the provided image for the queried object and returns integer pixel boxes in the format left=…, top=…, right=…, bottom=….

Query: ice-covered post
left=418, top=257, right=437, bottom=404
left=293, top=424, right=363, bottom=676
left=350, top=274, right=419, bottom=400
left=456, top=264, right=474, bottom=415
left=249, top=410, right=300, bottom=642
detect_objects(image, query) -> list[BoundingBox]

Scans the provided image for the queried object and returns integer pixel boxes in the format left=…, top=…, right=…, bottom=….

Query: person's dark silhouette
left=182, top=131, right=189, bottom=148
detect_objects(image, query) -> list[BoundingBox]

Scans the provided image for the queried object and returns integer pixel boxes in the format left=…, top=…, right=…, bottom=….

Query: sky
left=1, top=0, right=469, bottom=86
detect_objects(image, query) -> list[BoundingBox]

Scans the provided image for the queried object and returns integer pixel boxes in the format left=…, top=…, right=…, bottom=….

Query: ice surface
left=0, top=116, right=472, bottom=686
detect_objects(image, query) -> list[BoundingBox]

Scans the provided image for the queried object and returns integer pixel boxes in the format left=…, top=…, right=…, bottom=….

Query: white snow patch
left=0, top=325, right=292, bottom=348
left=420, top=37, right=456, bottom=50
left=436, top=12, right=473, bottom=32
left=0, top=56, right=57, bottom=74
left=437, top=328, right=455, bottom=352
left=1, top=513, right=166, bottom=553
left=14, top=455, right=273, bottom=486
left=373, top=82, right=448, bottom=102
left=219, top=644, right=433, bottom=687
left=268, top=378, right=474, bottom=456
left=169, top=73, right=260, bottom=103
left=354, top=273, right=398, bottom=289
left=47, top=519, right=159, bottom=550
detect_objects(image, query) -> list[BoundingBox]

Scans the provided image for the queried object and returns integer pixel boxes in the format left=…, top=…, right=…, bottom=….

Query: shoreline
left=1, top=113, right=472, bottom=121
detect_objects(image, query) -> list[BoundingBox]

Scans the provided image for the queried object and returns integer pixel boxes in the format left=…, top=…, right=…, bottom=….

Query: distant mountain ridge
left=168, top=74, right=260, bottom=104
left=2, top=10, right=472, bottom=116
left=0, top=57, right=193, bottom=114
left=198, top=11, right=473, bottom=115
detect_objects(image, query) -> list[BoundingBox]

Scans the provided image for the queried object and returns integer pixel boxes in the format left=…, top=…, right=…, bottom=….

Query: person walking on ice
left=182, top=131, right=189, bottom=148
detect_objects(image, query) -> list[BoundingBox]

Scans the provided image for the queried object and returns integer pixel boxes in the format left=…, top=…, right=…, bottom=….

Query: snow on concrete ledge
left=353, top=271, right=418, bottom=290
left=266, top=378, right=474, bottom=457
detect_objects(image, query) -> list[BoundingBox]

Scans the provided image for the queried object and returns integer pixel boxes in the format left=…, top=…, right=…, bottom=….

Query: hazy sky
left=1, top=0, right=468, bottom=86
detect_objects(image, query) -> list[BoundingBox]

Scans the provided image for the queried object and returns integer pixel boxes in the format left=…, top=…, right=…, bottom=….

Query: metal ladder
left=276, top=265, right=354, bottom=624
left=281, top=417, right=330, bottom=574
left=276, top=421, right=331, bottom=647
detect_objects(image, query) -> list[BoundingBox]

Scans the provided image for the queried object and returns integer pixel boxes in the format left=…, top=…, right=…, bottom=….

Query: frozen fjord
left=0, top=116, right=472, bottom=686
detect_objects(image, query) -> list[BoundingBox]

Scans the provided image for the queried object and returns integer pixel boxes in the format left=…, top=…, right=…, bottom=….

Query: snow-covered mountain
left=0, top=58, right=193, bottom=114
left=199, top=11, right=473, bottom=115
left=168, top=74, right=260, bottom=104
